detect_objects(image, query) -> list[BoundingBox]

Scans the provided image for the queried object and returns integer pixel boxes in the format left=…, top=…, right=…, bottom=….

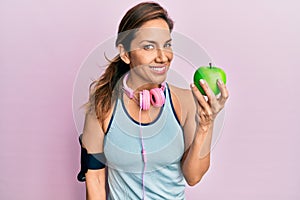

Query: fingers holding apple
left=190, top=82, right=212, bottom=115
left=192, top=63, right=229, bottom=118
left=216, top=79, right=229, bottom=105
left=198, top=78, right=217, bottom=105
left=193, top=63, right=227, bottom=96
left=190, top=83, right=214, bottom=125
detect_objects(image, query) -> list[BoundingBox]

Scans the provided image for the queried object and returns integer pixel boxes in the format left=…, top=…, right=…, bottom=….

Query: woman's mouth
left=149, top=66, right=167, bottom=74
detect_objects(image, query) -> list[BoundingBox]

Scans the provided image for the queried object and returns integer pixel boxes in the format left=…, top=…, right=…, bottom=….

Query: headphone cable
left=139, top=107, right=147, bottom=200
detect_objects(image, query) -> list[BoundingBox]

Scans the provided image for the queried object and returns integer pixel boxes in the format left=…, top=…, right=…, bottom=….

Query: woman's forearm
left=181, top=122, right=214, bottom=186
left=85, top=170, right=106, bottom=200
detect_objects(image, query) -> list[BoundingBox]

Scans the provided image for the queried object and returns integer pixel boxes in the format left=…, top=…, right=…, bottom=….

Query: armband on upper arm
left=77, top=134, right=106, bottom=182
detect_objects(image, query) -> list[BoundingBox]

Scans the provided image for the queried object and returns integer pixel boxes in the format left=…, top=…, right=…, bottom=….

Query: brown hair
left=87, top=2, right=174, bottom=124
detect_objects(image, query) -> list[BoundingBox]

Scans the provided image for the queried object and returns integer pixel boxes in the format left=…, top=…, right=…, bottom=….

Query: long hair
left=87, top=2, right=174, bottom=124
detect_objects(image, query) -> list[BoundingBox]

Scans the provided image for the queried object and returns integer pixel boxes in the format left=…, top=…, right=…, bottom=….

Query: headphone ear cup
left=140, top=90, right=151, bottom=110
left=150, top=88, right=165, bottom=107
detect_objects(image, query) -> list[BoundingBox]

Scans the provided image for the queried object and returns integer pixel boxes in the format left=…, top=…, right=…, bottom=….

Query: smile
left=149, top=66, right=167, bottom=74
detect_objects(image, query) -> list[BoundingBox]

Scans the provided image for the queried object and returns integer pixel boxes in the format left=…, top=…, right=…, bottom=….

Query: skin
left=84, top=18, right=229, bottom=199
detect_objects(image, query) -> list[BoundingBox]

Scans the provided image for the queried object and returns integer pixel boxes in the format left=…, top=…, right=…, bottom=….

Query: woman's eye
left=164, top=43, right=172, bottom=48
left=143, top=44, right=155, bottom=50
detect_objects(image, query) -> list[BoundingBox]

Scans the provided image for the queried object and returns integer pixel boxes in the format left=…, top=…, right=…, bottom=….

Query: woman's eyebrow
left=165, top=38, right=172, bottom=43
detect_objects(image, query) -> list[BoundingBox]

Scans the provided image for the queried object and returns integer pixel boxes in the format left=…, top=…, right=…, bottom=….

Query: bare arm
left=82, top=112, right=107, bottom=199
left=85, top=169, right=106, bottom=200
left=180, top=79, right=229, bottom=186
left=181, top=119, right=213, bottom=186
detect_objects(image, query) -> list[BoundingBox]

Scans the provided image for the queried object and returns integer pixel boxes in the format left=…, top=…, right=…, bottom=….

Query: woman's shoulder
left=167, top=83, right=194, bottom=103
left=167, top=83, right=196, bottom=124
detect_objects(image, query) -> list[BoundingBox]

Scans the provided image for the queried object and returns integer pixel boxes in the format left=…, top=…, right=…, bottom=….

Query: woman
left=79, top=2, right=229, bottom=199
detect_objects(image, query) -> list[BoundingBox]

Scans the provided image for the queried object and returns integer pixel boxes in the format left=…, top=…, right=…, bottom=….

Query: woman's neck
left=126, top=74, right=161, bottom=91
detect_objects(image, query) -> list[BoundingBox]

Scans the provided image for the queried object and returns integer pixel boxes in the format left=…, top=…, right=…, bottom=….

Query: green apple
left=193, top=63, right=227, bottom=95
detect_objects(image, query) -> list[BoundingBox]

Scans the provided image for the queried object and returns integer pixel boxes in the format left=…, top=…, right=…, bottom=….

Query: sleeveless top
left=104, top=84, right=186, bottom=200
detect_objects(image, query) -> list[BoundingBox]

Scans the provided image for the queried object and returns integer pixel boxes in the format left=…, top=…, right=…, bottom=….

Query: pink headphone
left=122, top=73, right=166, bottom=110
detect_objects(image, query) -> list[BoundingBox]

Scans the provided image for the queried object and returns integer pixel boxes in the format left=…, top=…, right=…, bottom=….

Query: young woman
left=79, top=2, right=229, bottom=199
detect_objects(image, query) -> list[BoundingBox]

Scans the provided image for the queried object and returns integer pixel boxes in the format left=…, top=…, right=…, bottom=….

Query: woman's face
left=126, top=18, right=173, bottom=86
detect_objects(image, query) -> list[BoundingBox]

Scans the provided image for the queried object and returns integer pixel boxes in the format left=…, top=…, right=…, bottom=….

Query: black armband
left=77, top=134, right=106, bottom=182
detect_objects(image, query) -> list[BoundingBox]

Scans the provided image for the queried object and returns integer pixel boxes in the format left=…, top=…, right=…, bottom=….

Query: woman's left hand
left=190, top=79, right=229, bottom=131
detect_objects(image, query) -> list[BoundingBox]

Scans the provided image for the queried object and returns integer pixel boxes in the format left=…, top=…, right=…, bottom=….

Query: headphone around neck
left=122, top=73, right=166, bottom=110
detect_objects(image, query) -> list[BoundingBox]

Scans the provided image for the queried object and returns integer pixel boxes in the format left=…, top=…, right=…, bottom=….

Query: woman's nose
left=155, top=49, right=169, bottom=63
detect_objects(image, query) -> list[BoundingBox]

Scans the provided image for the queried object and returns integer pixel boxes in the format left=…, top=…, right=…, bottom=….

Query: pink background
left=1, top=0, right=299, bottom=199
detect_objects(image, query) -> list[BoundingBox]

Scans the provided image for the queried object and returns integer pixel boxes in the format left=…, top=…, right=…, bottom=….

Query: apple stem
left=209, top=62, right=212, bottom=69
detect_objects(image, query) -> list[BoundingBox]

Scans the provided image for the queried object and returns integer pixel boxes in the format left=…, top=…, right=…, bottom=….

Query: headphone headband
left=122, top=73, right=134, bottom=99
left=122, top=73, right=166, bottom=110
left=122, top=73, right=166, bottom=99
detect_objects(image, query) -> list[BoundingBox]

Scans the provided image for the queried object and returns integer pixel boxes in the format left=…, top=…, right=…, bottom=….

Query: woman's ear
left=118, top=44, right=130, bottom=64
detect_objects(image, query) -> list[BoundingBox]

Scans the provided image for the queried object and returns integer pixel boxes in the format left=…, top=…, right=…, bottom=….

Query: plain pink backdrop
left=1, top=0, right=299, bottom=199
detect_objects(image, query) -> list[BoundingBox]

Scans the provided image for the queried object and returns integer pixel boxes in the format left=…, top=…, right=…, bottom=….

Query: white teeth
left=151, top=67, right=165, bottom=72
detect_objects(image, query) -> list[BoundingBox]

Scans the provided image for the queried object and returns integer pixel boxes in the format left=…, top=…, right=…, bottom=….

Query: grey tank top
left=104, top=84, right=186, bottom=199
